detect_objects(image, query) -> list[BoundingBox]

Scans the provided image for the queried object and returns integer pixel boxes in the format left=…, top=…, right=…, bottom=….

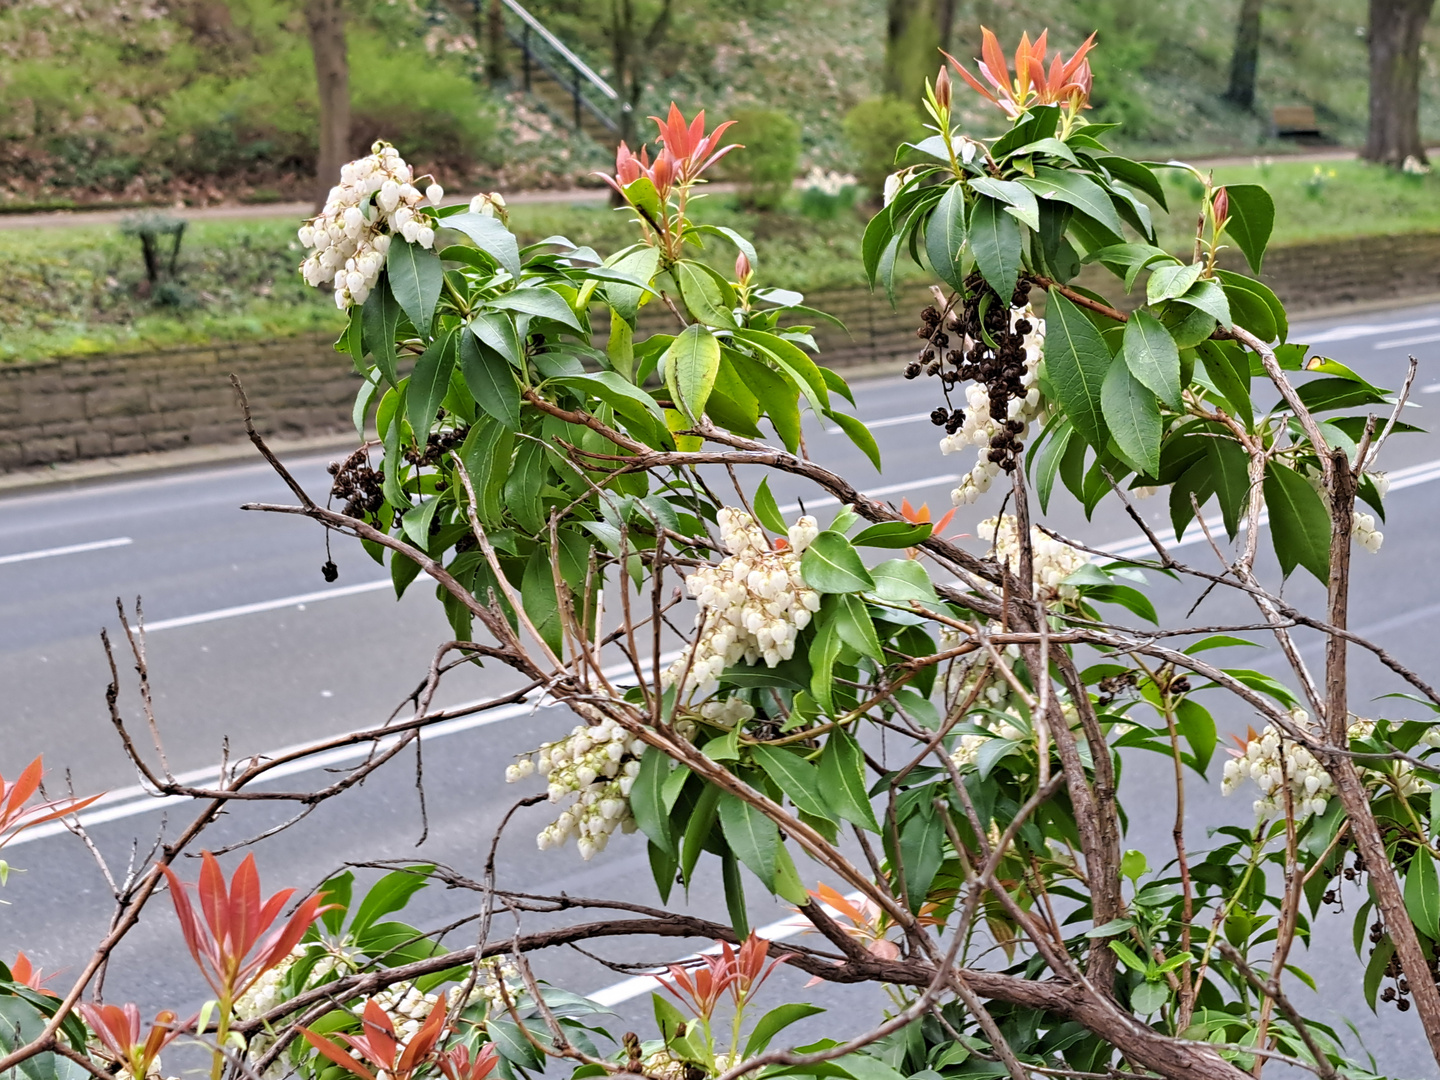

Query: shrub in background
left=727, top=107, right=801, bottom=210
left=841, top=96, right=921, bottom=197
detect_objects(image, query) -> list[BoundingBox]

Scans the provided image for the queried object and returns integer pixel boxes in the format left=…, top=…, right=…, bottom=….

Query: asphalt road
left=3, top=299, right=1440, bottom=1074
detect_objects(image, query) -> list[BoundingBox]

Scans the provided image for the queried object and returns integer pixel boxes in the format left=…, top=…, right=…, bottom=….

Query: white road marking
left=145, top=579, right=393, bottom=632
left=10, top=650, right=686, bottom=847
left=824, top=411, right=933, bottom=434
left=1422, top=384, right=1440, bottom=394
left=1303, top=317, right=1440, bottom=345
left=1376, top=332, right=1440, bottom=350
left=0, top=536, right=133, bottom=566
left=777, top=474, right=959, bottom=515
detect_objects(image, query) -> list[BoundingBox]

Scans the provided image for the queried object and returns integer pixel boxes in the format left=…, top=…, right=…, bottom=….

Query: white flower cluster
left=298, top=141, right=442, bottom=309
left=1302, top=467, right=1387, bottom=553
left=468, top=191, right=508, bottom=219
left=370, top=965, right=511, bottom=1039
left=1222, top=713, right=1440, bottom=821
left=234, top=945, right=345, bottom=1021
left=801, top=167, right=857, bottom=197
left=1403, top=155, right=1432, bottom=176
left=664, top=508, right=822, bottom=692
left=978, top=514, right=1088, bottom=602
left=508, top=718, right=645, bottom=859
left=941, top=307, right=1046, bottom=505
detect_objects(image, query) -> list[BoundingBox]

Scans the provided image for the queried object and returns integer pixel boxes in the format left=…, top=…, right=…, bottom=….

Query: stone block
left=75, top=431, right=113, bottom=458
left=110, top=433, right=147, bottom=455
left=85, top=385, right=151, bottom=419
left=21, top=435, right=76, bottom=466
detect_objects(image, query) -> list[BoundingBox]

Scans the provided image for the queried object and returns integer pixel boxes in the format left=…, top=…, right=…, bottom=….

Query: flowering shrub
left=12, top=28, right=1440, bottom=1080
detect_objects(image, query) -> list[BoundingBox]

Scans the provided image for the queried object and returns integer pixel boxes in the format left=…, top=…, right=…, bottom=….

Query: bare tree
left=606, top=0, right=676, bottom=144
left=1224, top=0, right=1264, bottom=110
left=306, top=0, right=352, bottom=207
left=1363, top=0, right=1436, bottom=166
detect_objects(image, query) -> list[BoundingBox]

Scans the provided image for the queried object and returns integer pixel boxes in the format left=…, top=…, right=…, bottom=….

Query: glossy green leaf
left=752, top=477, right=789, bottom=535
left=819, top=729, right=879, bottom=831
left=631, top=747, right=677, bottom=854
left=489, top=286, right=582, bottom=331
left=459, top=417, right=514, bottom=528
left=351, top=866, right=434, bottom=936
left=1263, top=461, right=1331, bottom=583
left=924, top=184, right=968, bottom=291
left=439, top=211, right=522, bottom=279
left=1195, top=339, right=1253, bottom=429
left=752, top=746, right=833, bottom=821
left=717, top=790, right=778, bottom=890
left=801, top=531, right=875, bottom=593
left=675, top=260, right=737, bottom=328
left=1122, top=309, right=1182, bottom=410
left=732, top=329, right=832, bottom=414
left=406, top=327, right=457, bottom=444
left=851, top=521, right=931, bottom=548
left=835, top=593, right=883, bottom=660
left=967, top=177, right=1040, bottom=230
left=1406, top=850, right=1440, bottom=939
left=743, top=1004, right=827, bottom=1059
left=470, top=310, right=524, bottom=367
left=969, top=195, right=1022, bottom=302
left=362, top=275, right=403, bottom=386
left=897, top=802, right=945, bottom=912
left=1174, top=698, right=1217, bottom=772
left=1146, top=261, right=1203, bottom=305
left=460, top=327, right=520, bottom=430
left=1033, top=418, right=1073, bottom=513
left=1101, top=360, right=1161, bottom=476
left=387, top=239, right=443, bottom=336
left=1045, top=291, right=1114, bottom=450
left=663, top=324, right=722, bottom=423
left=827, top=410, right=882, bottom=471
left=521, top=545, right=562, bottom=655
left=1207, top=436, right=1251, bottom=540
left=1020, top=166, right=1126, bottom=236
left=1221, top=183, right=1275, bottom=273
left=868, top=558, right=938, bottom=604
left=1174, top=279, right=1232, bottom=329
left=809, top=616, right=841, bottom=715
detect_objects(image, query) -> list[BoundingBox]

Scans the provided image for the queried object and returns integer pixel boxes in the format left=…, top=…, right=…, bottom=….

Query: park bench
left=1271, top=105, right=1323, bottom=140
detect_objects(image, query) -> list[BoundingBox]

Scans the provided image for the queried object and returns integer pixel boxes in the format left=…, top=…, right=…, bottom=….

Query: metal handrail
left=499, top=0, right=623, bottom=105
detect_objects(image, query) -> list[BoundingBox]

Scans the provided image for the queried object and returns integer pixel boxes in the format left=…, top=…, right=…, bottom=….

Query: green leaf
left=1007, top=135, right=1081, bottom=167
left=1195, top=339, right=1253, bottom=429
left=1146, top=262, right=1203, bottom=305
left=1130, top=980, right=1170, bottom=1015
left=861, top=207, right=896, bottom=288
left=407, top=327, right=458, bottom=444
left=836, top=593, right=883, bottom=660
left=459, top=417, right=514, bottom=527
left=752, top=477, right=789, bottom=534
left=1363, top=936, right=1396, bottom=1012
left=819, top=729, right=879, bottom=831
left=1020, top=166, right=1126, bottom=237
left=1085, top=917, right=1134, bottom=939
left=851, top=521, right=931, bottom=548
left=1044, top=291, right=1113, bottom=450
left=1033, top=419, right=1073, bottom=513
left=1121, top=849, right=1148, bottom=882
left=1406, top=850, right=1440, bottom=939
left=924, top=184, right=968, bottom=291
left=732, top=328, right=832, bottom=414
left=503, top=440, right=547, bottom=534
left=969, top=195, right=1022, bottom=302
left=897, top=802, right=945, bottom=912
left=827, top=410, right=882, bottom=471
left=663, top=324, right=722, bottom=423
left=809, top=617, right=841, bottom=715
left=744, top=1004, right=827, bottom=1058
left=1101, top=348, right=1161, bottom=475
left=351, top=866, right=434, bottom=935
left=717, top=790, right=778, bottom=890
left=675, top=260, right=737, bottom=328
left=1217, top=268, right=1287, bottom=343
left=439, top=211, right=522, bottom=279
left=1207, top=436, right=1251, bottom=540
left=1174, top=279, right=1232, bottom=329
left=401, top=495, right=443, bottom=548
left=1263, top=461, right=1331, bottom=584
left=604, top=246, right=661, bottom=325
left=460, top=326, right=521, bottom=430
left=967, top=177, right=1040, bottom=230
left=1221, top=184, right=1275, bottom=273
left=1093, top=154, right=1168, bottom=208
left=631, top=747, right=677, bottom=855
left=521, top=545, right=563, bottom=656
left=489, top=286, right=582, bottom=331
left=1174, top=698, right=1217, bottom=772
left=362, top=275, right=403, bottom=386
left=752, top=746, right=833, bottom=820
left=387, top=239, right=444, bottom=336
left=868, top=559, right=937, bottom=604
left=553, top=372, right=666, bottom=440
left=470, top=310, right=524, bottom=367
left=801, top=531, right=875, bottom=593
left=1121, top=309, right=1182, bottom=410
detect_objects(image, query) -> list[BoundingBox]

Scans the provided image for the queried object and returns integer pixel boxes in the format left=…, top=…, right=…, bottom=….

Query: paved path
left=3, top=301, right=1440, bottom=1071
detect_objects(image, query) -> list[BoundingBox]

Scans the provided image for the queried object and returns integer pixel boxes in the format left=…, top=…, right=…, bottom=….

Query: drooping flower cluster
left=940, top=307, right=1045, bottom=504
left=371, top=964, right=515, bottom=1037
left=664, top=509, right=822, bottom=693
left=1222, top=714, right=1440, bottom=821
left=233, top=945, right=346, bottom=1021
left=978, top=514, right=1088, bottom=601
left=1301, top=466, right=1386, bottom=553
left=298, top=141, right=443, bottom=309
left=508, top=719, right=646, bottom=860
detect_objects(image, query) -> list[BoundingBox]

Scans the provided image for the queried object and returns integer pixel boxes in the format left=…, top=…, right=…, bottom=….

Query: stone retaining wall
left=3, top=230, right=1438, bottom=472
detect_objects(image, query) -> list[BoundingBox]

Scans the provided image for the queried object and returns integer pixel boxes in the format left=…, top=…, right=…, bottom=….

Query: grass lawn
left=5, top=155, right=1439, bottom=363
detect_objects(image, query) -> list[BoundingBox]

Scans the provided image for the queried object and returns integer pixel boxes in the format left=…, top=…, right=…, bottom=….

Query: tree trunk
left=885, top=0, right=955, bottom=105
left=1224, top=0, right=1264, bottom=110
left=305, top=0, right=351, bottom=208
left=485, top=0, right=506, bottom=85
left=1364, top=0, right=1436, bottom=166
